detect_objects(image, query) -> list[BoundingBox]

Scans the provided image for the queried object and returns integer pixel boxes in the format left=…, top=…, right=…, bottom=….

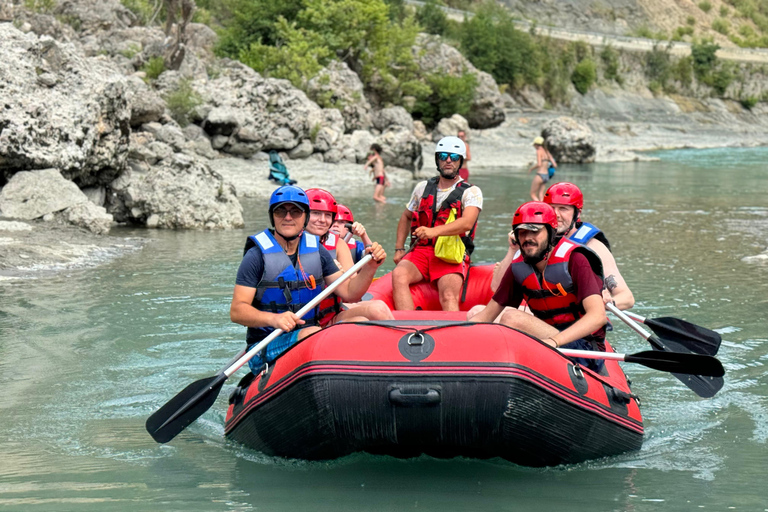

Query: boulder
left=541, top=117, right=597, bottom=164
left=343, top=130, right=376, bottom=164
left=373, top=106, right=414, bottom=132
left=0, top=25, right=130, bottom=187
left=412, top=34, right=505, bottom=129
left=54, top=0, right=134, bottom=35
left=192, top=62, right=339, bottom=156
left=306, top=60, right=373, bottom=132
left=125, top=76, right=166, bottom=127
left=413, top=120, right=431, bottom=142
left=433, top=114, right=470, bottom=142
left=375, top=129, right=424, bottom=171
left=107, top=153, right=243, bottom=230
left=0, top=168, right=112, bottom=234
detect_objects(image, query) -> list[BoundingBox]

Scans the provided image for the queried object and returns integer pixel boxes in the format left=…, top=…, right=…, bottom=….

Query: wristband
left=395, top=248, right=405, bottom=251
left=365, top=244, right=372, bottom=248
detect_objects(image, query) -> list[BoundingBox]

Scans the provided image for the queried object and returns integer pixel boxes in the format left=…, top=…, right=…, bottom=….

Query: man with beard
left=391, top=136, right=483, bottom=311
left=470, top=202, right=608, bottom=370
left=543, top=182, right=634, bottom=310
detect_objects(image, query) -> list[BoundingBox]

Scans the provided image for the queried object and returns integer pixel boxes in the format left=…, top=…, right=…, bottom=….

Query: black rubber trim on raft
left=225, top=369, right=643, bottom=466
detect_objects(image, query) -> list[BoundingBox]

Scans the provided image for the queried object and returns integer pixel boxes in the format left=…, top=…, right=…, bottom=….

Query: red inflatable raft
left=224, top=265, right=643, bottom=466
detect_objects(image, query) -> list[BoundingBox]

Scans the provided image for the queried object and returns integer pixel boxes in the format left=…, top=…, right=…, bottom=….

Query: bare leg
left=392, top=260, right=424, bottom=310
left=467, top=304, right=509, bottom=322
left=373, top=184, right=386, bottom=203
left=499, top=308, right=558, bottom=340
left=297, top=326, right=321, bottom=340
left=530, top=174, right=543, bottom=201
left=327, top=300, right=394, bottom=324
left=436, top=272, right=464, bottom=311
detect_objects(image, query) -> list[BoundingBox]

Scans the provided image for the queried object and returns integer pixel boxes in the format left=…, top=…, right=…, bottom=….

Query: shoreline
left=4, top=95, right=768, bottom=278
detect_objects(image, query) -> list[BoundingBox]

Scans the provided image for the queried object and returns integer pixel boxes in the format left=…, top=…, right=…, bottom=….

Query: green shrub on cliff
left=571, top=58, right=597, bottom=94
left=459, top=3, right=542, bottom=88
left=164, top=79, right=204, bottom=127
left=411, top=73, right=478, bottom=128
left=417, top=0, right=449, bottom=35
left=600, top=45, right=622, bottom=84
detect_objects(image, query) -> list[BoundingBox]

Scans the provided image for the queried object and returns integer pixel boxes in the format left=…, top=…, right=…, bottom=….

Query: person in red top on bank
left=392, top=136, right=483, bottom=311
left=470, top=201, right=608, bottom=371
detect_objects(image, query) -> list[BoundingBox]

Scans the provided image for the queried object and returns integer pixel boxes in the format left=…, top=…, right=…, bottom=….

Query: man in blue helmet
left=230, top=185, right=387, bottom=373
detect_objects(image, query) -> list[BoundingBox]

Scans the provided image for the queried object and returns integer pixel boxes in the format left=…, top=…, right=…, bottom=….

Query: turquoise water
left=1, top=147, right=767, bottom=511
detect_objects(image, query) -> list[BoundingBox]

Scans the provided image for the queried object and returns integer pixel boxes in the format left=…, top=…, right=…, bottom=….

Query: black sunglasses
left=437, top=152, right=462, bottom=162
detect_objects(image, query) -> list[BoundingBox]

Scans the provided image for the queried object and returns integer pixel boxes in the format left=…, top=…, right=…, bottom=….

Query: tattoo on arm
left=605, top=275, right=618, bottom=293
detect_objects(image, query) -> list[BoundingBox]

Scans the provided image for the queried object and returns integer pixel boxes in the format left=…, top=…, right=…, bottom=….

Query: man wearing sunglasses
left=391, top=136, right=483, bottom=311
left=230, top=185, right=387, bottom=374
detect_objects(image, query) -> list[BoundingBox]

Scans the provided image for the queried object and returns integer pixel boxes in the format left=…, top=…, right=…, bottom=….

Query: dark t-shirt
left=236, top=241, right=340, bottom=289
left=492, top=252, right=605, bottom=339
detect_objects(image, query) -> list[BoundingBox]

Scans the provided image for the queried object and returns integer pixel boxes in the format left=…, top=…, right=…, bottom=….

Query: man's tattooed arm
left=605, top=275, right=618, bottom=293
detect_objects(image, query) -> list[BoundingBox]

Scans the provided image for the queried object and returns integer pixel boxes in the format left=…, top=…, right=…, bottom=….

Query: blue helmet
left=269, top=185, right=310, bottom=227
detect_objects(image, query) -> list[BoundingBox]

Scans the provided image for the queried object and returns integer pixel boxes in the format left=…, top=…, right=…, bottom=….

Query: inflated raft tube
left=364, top=263, right=495, bottom=311
left=225, top=311, right=643, bottom=467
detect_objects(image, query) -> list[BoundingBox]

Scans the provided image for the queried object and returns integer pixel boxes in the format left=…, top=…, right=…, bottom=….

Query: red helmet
left=512, top=201, right=558, bottom=232
left=305, top=188, right=338, bottom=220
left=336, top=204, right=354, bottom=223
left=543, top=182, right=584, bottom=212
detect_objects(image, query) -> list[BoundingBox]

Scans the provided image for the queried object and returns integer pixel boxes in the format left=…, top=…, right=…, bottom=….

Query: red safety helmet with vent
left=305, top=188, right=338, bottom=220
left=335, top=204, right=354, bottom=223
left=543, top=182, right=584, bottom=219
left=512, top=201, right=558, bottom=246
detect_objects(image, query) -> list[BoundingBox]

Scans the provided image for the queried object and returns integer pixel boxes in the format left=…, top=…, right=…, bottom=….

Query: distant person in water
left=365, top=144, right=389, bottom=203
left=457, top=130, right=471, bottom=181
left=527, top=136, right=557, bottom=201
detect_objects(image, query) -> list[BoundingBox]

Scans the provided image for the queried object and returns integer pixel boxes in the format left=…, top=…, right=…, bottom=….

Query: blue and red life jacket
left=569, top=222, right=611, bottom=251
left=243, top=229, right=325, bottom=345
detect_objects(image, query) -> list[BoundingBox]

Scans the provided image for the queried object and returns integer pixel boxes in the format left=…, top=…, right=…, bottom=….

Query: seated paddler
left=470, top=201, right=608, bottom=371
left=230, top=185, right=387, bottom=374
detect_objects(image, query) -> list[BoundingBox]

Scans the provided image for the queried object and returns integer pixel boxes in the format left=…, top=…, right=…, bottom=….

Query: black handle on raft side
left=389, top=387, right=441, bottom=406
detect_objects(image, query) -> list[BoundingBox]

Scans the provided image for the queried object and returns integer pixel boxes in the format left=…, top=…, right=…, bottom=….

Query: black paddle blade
left=644, top=316, right=722, bottom=356
left=146, top=373, right=227, bottom=444
left=624, top=350, right=724, bottom=377
left=647, top=335, right=725, bottom=398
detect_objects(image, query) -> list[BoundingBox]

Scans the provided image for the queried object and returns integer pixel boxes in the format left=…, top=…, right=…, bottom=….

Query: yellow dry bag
left=434, top=208, right=465, bottom=264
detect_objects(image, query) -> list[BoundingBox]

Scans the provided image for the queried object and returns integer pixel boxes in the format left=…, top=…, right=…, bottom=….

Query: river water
left=1, top=148, right=767, bottom=511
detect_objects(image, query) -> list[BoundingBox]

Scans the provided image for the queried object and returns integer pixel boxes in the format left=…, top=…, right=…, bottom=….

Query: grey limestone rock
left=541, top=117, right=597, bottom=164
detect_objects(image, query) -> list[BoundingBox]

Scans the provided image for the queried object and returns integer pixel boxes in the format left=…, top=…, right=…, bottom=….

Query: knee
left=368, top=300, right=394, bottom=320
left=439, top=287, right=460, bottom=304
left=392, top=265, right=410, bottom=286
left=500, top=309, right=524, bottom=328
left=466, top=304, right=483, bottom=320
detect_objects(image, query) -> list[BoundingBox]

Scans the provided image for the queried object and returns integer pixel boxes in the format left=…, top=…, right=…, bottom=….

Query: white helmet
left=435, top=136, right=466, bottom=159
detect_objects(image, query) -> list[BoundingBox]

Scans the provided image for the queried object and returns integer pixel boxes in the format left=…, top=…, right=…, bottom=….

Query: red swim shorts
left=403, top=245, right=468, bottom=283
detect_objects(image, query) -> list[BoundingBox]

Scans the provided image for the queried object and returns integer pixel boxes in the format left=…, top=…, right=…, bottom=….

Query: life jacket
left=243, top=229, right=325, bottom=345
left=322, top=232, right=338, bottom=259
left=569, top=222, right=611, bottom=252
left=318, top=232, right=343, bottom=324
left=411, top=176, right=476, bottom=258
left=510, top=237, right=605, bottom=346
left=347, top=238, right=366, bottom=263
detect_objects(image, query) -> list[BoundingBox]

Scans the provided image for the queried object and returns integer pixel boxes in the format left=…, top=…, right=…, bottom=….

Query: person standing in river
left=527, top=136, right=557, bottom=201
left=365, top=143, right=388, bottom=203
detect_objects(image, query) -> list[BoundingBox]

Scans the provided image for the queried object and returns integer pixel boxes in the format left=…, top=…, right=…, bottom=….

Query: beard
left=522, top=242, right=549, bottom=265
left=438, top=167, right=459, bottom=179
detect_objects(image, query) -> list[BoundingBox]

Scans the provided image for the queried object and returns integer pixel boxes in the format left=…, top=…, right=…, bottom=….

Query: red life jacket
left=510, top=238, right=605, bottom=343
left=318, top=233, right=342, bottom=325
left=410, top=176, right=477, bottom=258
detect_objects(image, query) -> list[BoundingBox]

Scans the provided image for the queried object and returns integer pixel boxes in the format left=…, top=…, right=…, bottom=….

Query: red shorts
left=403, top=245, right=468, bottom=283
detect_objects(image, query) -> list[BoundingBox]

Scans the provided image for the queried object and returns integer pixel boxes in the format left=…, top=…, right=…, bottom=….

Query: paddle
left=558, top=348, right=724, bottom=376
left=146, top=253, right=374, bottom=444
left=623, top=310, right=721, bottom=356
left=606, top=303, right=724, bottom=398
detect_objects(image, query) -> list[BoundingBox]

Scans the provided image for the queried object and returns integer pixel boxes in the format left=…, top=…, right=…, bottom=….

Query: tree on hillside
left=163, top=0, right=196, bottom=70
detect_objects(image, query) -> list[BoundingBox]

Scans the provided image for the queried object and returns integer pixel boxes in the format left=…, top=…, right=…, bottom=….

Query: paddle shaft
left=606, top=303, right=653, bottom=339
left=559, top=348, right=636, bottom=362
left=145, top=253, right=375, bottom=443
left=224, top=253, right=374, bottom=378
